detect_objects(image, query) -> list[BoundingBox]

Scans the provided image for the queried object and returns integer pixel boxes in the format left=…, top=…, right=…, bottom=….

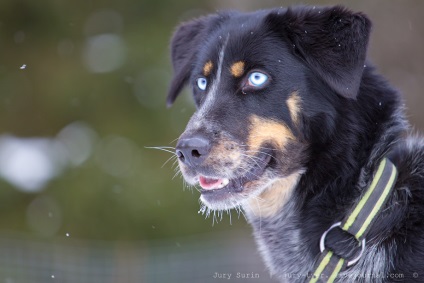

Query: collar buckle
left=319, top=222, right=366, bottom=267
left=308, top=158, right=398, bottom=283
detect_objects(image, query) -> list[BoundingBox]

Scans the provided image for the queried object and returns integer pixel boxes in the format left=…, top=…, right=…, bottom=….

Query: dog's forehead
left=196, top=11, right=278, bottom=75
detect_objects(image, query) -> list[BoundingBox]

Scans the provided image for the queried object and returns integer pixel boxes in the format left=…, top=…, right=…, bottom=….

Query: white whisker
left=172, top=169, right=182, bottom=180
left=145, top=146, right=176, bottom=155
left=162, top=155, right=178, bottom=168
left=169, top=137, right=180, bottom=145
left=245, top=150, right=275, bottom=159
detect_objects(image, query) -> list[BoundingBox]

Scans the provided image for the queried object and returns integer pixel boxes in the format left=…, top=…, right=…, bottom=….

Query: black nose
left=176, top=135, right=211, bottom=167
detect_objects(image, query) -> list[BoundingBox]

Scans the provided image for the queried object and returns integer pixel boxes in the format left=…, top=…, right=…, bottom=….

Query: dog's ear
left=167, top=15, right=223, bottom=107
left=265, top=6, right=371, bottom=99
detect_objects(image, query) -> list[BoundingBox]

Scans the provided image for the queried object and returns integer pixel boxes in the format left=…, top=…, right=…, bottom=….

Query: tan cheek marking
left=286, top=91, right=301, bottom=126
left=230, top=61, right=245, bottom=78
left=203, top=139, right=243, bottom=175
left=248, top=115, right=295, bottom=151
left=209, top=140, right=241, bottom=163
left=245, top=172, right=302, bottom=218
left=203, top=60, right=213, bottom=76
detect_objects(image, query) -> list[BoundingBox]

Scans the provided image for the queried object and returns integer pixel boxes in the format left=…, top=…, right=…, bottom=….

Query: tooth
left=218, top=178, right=230, bottom=188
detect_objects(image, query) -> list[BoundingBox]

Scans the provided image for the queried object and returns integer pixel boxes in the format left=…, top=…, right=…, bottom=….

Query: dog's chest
left=246, top=201, right=390, bottom=283
left=246, top=202, right=315, bottom=282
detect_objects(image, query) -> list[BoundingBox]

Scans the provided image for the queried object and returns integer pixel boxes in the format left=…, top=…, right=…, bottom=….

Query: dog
left=166, top=5, right=424, bottom=283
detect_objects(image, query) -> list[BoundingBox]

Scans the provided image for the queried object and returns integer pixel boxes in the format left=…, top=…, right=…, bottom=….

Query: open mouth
left=198, top=153, right=273, bottom=194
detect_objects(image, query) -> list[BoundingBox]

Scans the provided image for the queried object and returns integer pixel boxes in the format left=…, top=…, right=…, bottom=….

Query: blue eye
left=248, top=72, right=268, bottom=87
left=197, top=77, right=208, bottom=90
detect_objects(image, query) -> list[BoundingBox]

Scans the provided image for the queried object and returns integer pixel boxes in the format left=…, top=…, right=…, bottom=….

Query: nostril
left=176, top=150, right=185, bottom=161
left=176, top=135, right=211, bottom=166
left=191, top=149, right=201, bottom=158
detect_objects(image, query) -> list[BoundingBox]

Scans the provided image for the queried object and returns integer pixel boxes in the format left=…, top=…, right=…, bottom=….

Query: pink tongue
left=199, top=176, right=223, bottom=190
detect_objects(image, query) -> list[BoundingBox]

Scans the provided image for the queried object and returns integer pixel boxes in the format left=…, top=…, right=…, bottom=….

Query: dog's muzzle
left=176, top=134, right=211, bottom=167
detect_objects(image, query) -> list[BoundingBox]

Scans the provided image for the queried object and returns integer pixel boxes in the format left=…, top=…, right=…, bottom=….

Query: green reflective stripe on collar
left=342, top=158, right=387, bottom=231
left=309, top=251, right=333, bottom=283
left=355, top=162, right=397, bottom=238
left=308, top=158, right=398, bottom=283
left=328, top=258, right=345, bottom=283
left=342, top=158, right=398, bottom=239
left=309, top=251, right=345, bottom=283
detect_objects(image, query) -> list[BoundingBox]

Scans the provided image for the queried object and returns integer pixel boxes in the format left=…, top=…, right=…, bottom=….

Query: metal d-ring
left=319, top=222, right=366, bottom=267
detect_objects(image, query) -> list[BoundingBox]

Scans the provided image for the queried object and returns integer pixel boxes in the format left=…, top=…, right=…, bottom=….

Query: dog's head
left=167, top=6, right=371, bottom=213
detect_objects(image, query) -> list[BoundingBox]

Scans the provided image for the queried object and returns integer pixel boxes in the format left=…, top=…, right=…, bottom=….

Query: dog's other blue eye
left=197, top=77, right=208, bottom=91
left=248, top=72, right=268, bottom=87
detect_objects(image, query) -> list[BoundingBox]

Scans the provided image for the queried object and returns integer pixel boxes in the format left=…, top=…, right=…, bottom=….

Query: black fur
left=167, top=5, right=424, bottom=283
left=265, top=6, right=371, bottom=99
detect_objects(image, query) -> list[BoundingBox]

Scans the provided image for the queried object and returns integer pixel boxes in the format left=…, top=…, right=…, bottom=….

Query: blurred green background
left=0, top=0, right=423, bottom=282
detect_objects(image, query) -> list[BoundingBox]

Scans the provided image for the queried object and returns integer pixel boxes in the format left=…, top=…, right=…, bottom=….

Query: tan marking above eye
left=203, top=60, right=213, bottom=76
left=230, top=61, right=245, bottom=78
left=248, top=115, right=295, bottom=151
left=286, top=91, right=301, bottom=126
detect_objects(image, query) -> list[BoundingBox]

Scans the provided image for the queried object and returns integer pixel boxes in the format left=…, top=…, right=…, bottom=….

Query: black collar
left=307, top=158, right=398, bottom=283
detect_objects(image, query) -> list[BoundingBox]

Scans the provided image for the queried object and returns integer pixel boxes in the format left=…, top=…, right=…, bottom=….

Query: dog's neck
left=245, top=134, right=403, bottom=282
left=243, top=72, right=407, bottom=282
